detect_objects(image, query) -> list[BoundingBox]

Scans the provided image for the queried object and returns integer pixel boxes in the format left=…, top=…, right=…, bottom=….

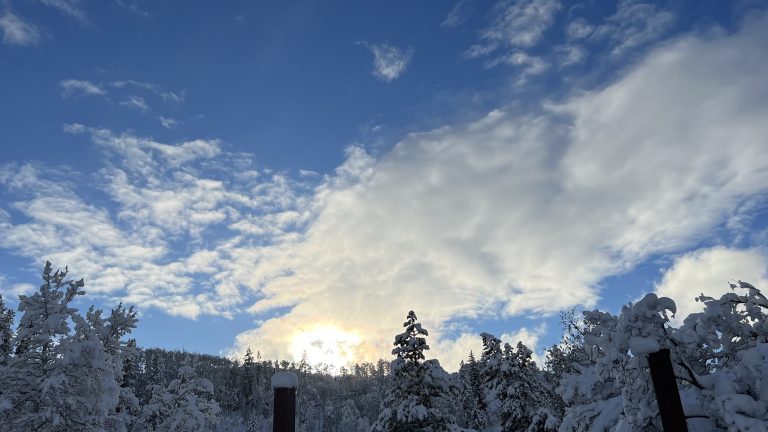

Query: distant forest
left=1, top=262, right=767, bottom=431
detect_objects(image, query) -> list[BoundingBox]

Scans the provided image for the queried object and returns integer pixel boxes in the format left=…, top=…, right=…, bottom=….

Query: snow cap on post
left=271, top=371, right=299, bottom=389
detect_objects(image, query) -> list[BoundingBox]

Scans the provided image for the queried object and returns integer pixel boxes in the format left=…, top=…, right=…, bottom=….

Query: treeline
left=1, top=262, right=767, bottom=431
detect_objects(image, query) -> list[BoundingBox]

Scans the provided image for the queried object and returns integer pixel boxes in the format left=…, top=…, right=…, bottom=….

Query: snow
left=271, top=371, right=299, bottom=389
left=628, top=336, right=660, bottom=355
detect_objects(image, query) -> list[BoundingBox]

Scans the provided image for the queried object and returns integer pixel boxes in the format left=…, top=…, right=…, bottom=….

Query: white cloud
left=0, top=127, right=314, bottom=320
left=120, top=95, right=150, bottom=112
left=111, top=80, right=185, bottom=104
left=161, top=90, right=185, bottom=103
left=484, top=50, right=549, bottom=80
left=0, top=12, right=40, bottom=46
left=592, top=0, right=675, bottom=56
left=566, top=17, right=594, bottom=40
left=0, top=274, right=35, bottom=299
left=655, top=247, right=768, bottom=325
left=159, top=116, right=178, bottom=129
left=555, top=44, right=586, bottom=66
left=40, top=0, right=87, bottom=23
left=229, top=14, right=768, bottom=364
left=114, top=0, right=150, bottom=17
left=59, top=79, right=106, bottom=97
left=442, top=1, right=472, bottom=28
left=110, top=80, right=157, bottom=91
left=466, top=0, right=560, bottom=60
left=363, top=43, right=413, bottom=82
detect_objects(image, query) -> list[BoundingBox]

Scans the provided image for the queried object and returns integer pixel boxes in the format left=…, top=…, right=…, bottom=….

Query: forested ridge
left=1, top=262, right=767, bottom=431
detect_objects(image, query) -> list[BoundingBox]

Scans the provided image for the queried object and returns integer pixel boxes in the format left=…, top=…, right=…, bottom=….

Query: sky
left=1, top=0, right=768, bottom=372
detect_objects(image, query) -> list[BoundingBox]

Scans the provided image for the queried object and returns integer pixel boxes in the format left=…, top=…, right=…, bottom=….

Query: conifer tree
left=460, top=351, right=487, bottom=430
left=241, top=346, right=256, bottom=421
left=372, top=310, right=460, bottom=431
left=0, top=295, right=14, bottom=365
left=141, top=359, right=221, bottom=431
left=0, top=262, right=139, bottom=431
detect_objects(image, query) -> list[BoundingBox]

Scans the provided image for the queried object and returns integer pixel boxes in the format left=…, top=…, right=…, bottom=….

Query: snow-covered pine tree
left=1, top=262, right=86, bottom=430
left=0, top=295, right=14, bottom=365
left=122, top=338, right=140, bottom=391
left=141, top=359, right=221, bottom=431
left=459, top=351, right=487, bottom=431
left=479, top=332, right=504, bottom=425
left=241, top=346, right=256, bottom=421
left=90, top=305, right=141, bottom=431
left=372, top=310, right=462, bottom=431
left=498, top=342, right=560, bottom=432
left=140, top=349, right=168, bottom=404
left=338, top=399, right=370, bottom=432
left=0, top=262, right=140, bottom=431
left=0, top=294, right=16, bottom=419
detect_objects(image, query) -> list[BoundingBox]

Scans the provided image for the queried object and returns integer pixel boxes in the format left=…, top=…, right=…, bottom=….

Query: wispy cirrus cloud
left=483, top=50, right=549, bottom=81
left=592, top=0, right=675, bottom=56
left=40, top=0, right=87, bottom=23
left=565, top=17, right=594, bottom=40
left=114, top=0, right=149, bottom=17
left=555, top=0, right=676, bottom=68
left=360, top=42, right=414, bottom=82
left=0, top=12, right=40, bottom=46
left=466, top=0, right=561, bottom=58
left=59, top=79, right=106, bottom=97
left=159, top=116, right=178, bottom=129
left=120, top=95, right=150, bottom=112
left=110, top=79, right=158, bottom=91
left=442, top=1, right=473, bottom=28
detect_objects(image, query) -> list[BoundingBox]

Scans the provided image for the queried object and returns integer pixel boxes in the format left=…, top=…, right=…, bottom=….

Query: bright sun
left=290, top=327, right=361, bottom=373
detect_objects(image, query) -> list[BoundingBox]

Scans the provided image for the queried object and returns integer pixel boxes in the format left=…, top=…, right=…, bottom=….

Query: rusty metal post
left=271, top=372, right=298, bottom=432
left=647, top=349, right=688, bottom=432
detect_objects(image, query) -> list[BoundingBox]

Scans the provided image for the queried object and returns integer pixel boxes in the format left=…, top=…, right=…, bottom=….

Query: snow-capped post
left=271, top=371, right=298, bottom=432
left=647, top=349, right=688, bottom=432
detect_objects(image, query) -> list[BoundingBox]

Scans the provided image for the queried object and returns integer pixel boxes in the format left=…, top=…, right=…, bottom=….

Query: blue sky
left=1, top=0, right=768, bottom=371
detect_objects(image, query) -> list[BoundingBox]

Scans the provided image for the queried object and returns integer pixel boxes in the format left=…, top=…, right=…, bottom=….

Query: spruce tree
left=0, top=295, right=14, bottom=365
left=241, top=346, right=256, bottom=421
left=141, top=359, right=221, bottom=431
left=372, top=310, right=460, bottom=431
left=461, top=351, right=487, bottom=430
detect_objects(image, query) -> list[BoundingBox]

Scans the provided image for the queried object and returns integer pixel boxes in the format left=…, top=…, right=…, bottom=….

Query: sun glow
left=290, top=327, right=361, bottom=373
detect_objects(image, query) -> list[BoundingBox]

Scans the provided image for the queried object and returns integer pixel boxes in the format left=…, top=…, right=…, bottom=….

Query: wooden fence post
left=271, top=372, right=298, bottom=432
left=647, top=349, right=688, bottom=432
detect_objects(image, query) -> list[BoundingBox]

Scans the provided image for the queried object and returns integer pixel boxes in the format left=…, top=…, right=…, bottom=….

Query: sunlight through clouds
left=0, top=3, right=767, bottom=374
left=229, top=14, right=768, bottom=369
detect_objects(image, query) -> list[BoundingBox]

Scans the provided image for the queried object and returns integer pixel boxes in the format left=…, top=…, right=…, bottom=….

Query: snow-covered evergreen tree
left=459, top=351, right=487, bottom=431
left=241, top=346, right=257, bottom=421
left=141, top=360, right=221, bottom=431
left=338, top=399, right=370, bottom=432
left=372, top=310, right=462, bottom=431
left=0, top=262, right=139, bottom=431
left=122, top=338, right=140, bottom=391
left=498, top=342, right=559, bottom=432
left=478, top=332, right=505, bottom=425
left=0, top=295, right=14, bottom=365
